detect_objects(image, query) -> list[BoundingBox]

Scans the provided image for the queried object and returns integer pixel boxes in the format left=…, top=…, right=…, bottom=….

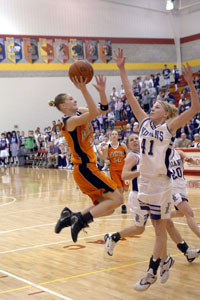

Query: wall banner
left=0, top=38, right=6, bottom=62
left=70, top=39, right=84, bottom=61
left=7, top=38, right=23, bottom=63
left=99, top=40, right=112, bottom=63
left=23, top=38, right=39, bottom=63
left=54, top=39, right=69, bottom=63
left=85, top=40, right=98, bottom=63
left=39, top=39, right=54, bottom=63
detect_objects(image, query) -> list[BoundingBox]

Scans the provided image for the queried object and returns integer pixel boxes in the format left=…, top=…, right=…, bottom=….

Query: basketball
left=68, top=60, right=94, bottom=84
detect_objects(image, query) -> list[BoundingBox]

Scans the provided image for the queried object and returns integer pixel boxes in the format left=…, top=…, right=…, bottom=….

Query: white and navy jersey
left=0, top=138, right=9, bottom=150
left=139, top=118, right=173, bottom=178
left=170, top=149, right=187, bottom=195
left=127, top=151, right=140, bottom=192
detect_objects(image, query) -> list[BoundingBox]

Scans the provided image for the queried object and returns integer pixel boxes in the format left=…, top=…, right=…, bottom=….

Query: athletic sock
left=177, top=240, right=189, bottom=254
left=148, top=256, right=161, bottom=275
left=81, top=212, right=94, bottom=224
left=111, top=232, right=121, bottom=242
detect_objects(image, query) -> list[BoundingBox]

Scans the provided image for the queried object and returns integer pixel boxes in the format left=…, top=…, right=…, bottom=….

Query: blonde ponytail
left=48, top=100, right=55, bottom=107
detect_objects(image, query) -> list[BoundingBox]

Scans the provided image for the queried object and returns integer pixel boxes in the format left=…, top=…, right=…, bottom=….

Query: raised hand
left=112, top=48, right=127, bottom=69
left=182, top=63, right=193, bottom=84
left=71, top=76, right=87, bottom=90
left=93, top=74, right=106, bottom=93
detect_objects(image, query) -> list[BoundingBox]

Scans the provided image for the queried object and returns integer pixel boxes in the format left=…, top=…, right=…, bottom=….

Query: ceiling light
left=166, top=0, right=174, bottom=11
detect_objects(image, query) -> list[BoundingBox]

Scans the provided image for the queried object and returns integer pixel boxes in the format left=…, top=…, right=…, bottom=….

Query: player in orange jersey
left=49, top=75, right=123, bottom=242
left=100, top=129, right=128, bottom=213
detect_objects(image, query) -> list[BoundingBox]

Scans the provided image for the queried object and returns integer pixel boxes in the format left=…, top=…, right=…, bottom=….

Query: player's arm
left=121, top=153, right=139, bottom=180
left=177, top=149, right=200, bottom=165
left=168, top=63, right=200, bottom=135
left=93, top=74, right=110, bottom=115
left=66, top=77, right=99, bottom=131
left=121, top=142, right=128, bottom=155
left=100, top=144, right=109, bottom=161
left=113, top=48, right=147, bottom=123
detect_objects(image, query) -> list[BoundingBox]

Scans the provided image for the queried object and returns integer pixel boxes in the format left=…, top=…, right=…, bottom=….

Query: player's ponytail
left=158, top=100, right=178, bottom=119
left=48, top=94, right=66, bottom=110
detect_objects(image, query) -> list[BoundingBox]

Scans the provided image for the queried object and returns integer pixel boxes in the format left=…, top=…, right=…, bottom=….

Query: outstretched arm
left=178, top=149, right=200, bottom=165
left=168, top=63, right=200, bottom=135
left=113, top=48, right=147, bottom=123
left=121, top=153, right=139, bottom=180
left=93, top=74, right=109, bottom=115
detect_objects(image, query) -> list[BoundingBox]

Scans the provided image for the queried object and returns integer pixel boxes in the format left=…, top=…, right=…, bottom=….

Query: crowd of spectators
left=0, top=68, right=200, bottom=169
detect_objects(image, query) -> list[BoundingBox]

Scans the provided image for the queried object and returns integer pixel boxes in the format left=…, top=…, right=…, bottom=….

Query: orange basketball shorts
left=110, top=169, right=129, bottom=189
left=73, top=163, right=117, bottom=205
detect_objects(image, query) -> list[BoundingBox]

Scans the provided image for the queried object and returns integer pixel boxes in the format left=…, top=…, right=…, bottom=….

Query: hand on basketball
left=93, top=75, right=106, bottom=93
left=71, top=76, right=87, bottom=90
left=113, top=48, right=127, bottom=69
left=182, top=63, right=193, bottom=84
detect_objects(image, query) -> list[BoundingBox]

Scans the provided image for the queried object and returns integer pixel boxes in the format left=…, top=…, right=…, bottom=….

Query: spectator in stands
left=124, top=123, right=132, bottom=139
left=107, top=111, right=115, bottom=130
left=0, top=133, right=9, bottom=167
left=141, top=89, right=151, bottom=113
left=58, top=143, right=68, bottom=169
left=10, top=131, right=19, bottom=165
left=156, top=90, right=164, bottom=101
left=164, top=91, right=176, bottom=104
left=52, top=120, right=57, bottom=131
left=172, top=65, right=179, bottom=91
left=47, top=141, right=60, bottom=168
left=162, top=64, right=171, bottom=90
left=183, top=121, right=193, bottom=141
left=191, top=133, right=200, bottom=148
left=133, top=122, right=139, bottom=135
left=110, top=87, right=119, bottom=101
left=153, top=73, right=160, bottom=95
left=102, top=113, right=108, bottom=131
left=124, top=99, right=133, bottom=123
left=114, top=98, right=123, bottom=121
left=120, top=84, right=125, bottom=100
left=6, top=131, right=12, bottom=165
left=176, top=132, right=192, bottom=148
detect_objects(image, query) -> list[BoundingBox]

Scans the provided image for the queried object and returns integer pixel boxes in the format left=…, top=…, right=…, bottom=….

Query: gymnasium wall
left=0, top=0, right=200, bottom=132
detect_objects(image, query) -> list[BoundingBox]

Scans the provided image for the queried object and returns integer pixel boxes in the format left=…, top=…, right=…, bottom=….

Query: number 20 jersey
left=170, top=149, right=187, bottom=195
left=139, top=118, right=174, bottom=178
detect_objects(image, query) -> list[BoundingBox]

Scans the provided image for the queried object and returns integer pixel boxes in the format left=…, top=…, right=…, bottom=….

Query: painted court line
left=0, top=222, right=55, bottom=234
left=0, top=197, right=16, bottom=206
left=0, top=253, right=183, bottom=295
left=0, top=270, right=73, bottom=300
left=0, top=226, right=154, bottom=255
left=0, top=233, right=106, bottom=254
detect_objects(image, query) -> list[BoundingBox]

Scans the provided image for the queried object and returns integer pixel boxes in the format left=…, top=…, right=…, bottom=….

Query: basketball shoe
left=71, top=214, right=89, bottom=243
left=185, top=248, right=200, bottom=263
left=104, top=234, right=116, bottom=256
left=160, top=256, right=175, bottom=283
left=55, top=207, right=73, bottom=233
left=134, top=268, right=157, bottom=291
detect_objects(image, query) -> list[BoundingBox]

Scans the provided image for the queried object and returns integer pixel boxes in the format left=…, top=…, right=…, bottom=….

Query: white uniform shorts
left=138, top=175, right=172, bottom=220
left=128, top=191, right=149, bottom=227
left=173, top=192, right=188, bottom=209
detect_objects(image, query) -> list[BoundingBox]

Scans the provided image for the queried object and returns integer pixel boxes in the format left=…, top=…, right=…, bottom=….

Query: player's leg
left=167, top=218, right=200, bottom=262
left=176, top=201, right=200, bottom=238
left=104, top=191, right=148, bottom=256
left=134, top=192, right=173, bottom=291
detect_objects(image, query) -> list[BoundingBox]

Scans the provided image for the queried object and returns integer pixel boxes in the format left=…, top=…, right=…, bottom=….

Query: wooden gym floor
left=0, top=167, right=200, bottom=300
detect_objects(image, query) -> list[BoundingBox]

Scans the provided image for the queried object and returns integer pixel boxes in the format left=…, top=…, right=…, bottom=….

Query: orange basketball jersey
left=108, top=143, right=126, bottom=171
left=61, top=113, right=96, bottom=165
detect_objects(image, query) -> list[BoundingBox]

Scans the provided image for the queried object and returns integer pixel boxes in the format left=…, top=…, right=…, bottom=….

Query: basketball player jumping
left=49, top=75, right=123, bottom=243
left=114, top=48, right=200, bottom=291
